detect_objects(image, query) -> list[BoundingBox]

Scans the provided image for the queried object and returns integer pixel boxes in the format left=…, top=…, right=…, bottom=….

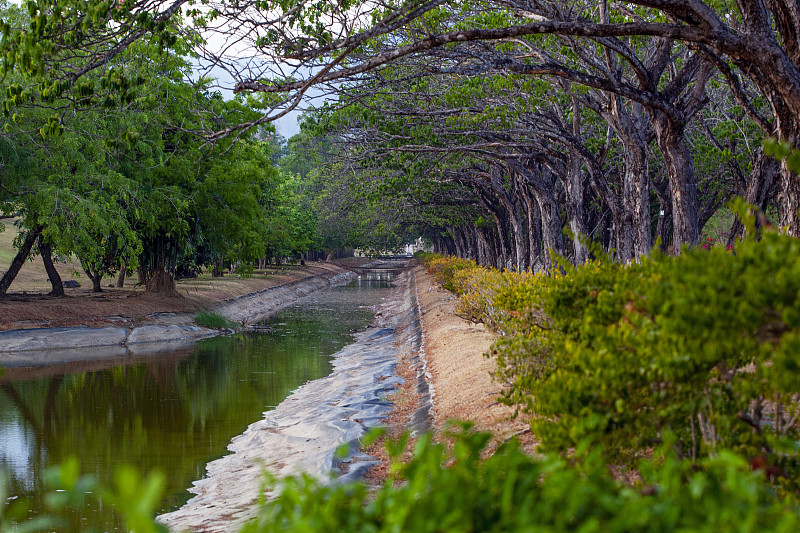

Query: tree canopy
left=4, top=0, right=800, bottom=276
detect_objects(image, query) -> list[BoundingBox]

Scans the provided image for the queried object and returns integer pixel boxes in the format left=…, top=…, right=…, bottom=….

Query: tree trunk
left=623, top=140, right=652, bottom=259
left=116, top=261, right=127, bottom=288
left=497, top=193, right=526, bottom=271
left=535, top=190, right=565, bottom=270
left=0, top=227, right=42, bottom=296
left=652, top=179, right=673, bottom=252
left=489, top=168, right=526, bottom=270
left=212, top=260, right=225, bottom=277
left=564, top=97, right=589, bottom=265
left=652, top=114, right=700, bottom=250
left=514, top=181, right=542, bottom=271
left=457, top=226, right=473, bottom=259
left=38, top=236, right=64, bottom=297
left=81, top=262, right=103, bottom=293
left=449, top=226, right=464, bottom=258
left=514, top=162, right=564, bottom=270
left=146, top=270, right=176, bottom=294
left=606, top=96, right=652, bottom=261
left=475, top=227, right=496, bottom=267
left=91, top=271, right=103, bottom=292
left=478, top=191, right=511, bottom=268
left=779, top=157, right=800, bottom=235
left=728, top=149, right=780, bottom=244
left=564, top=158, right=589, bottom=265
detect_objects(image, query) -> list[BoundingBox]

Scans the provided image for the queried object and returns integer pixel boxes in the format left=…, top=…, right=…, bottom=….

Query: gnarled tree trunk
left=652, top=113, right=700, bottom=250
left=0, top=227, right=43, bottom=296
left=38, top=235, right=64, bottom=297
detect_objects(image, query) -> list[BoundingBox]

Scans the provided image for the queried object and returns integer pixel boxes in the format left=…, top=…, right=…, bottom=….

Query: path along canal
left=0, top=277, right=394, bottom=531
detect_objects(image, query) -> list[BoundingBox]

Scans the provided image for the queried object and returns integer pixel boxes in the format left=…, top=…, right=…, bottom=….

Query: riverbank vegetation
left=234, top=226, right=800, bottom=531
left=4, top=0, right=800, bottom=530
left=419, top=210, right=800, bottom=470
left=15, top=422, right=800, bottom=532
left=9, top=226, right=800, bottom=531
left=193, top=310, right=237, bottom=330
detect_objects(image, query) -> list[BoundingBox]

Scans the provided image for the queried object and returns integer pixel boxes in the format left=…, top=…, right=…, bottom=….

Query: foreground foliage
left=7, top=222, right=800, bottom=530
left=245, top=425, right=800, bottom=532
left=2, top=458, right=166, bottom=533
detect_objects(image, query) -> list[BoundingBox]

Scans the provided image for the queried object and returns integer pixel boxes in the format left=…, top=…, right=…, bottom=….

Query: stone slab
left=0, top=326, right=127, bottom=352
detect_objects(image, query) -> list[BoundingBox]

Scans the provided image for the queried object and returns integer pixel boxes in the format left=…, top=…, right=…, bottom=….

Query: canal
left=0, top=278, right=393, bottom=531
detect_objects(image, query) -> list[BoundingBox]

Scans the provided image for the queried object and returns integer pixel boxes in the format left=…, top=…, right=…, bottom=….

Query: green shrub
left=453, top=267, right=530, bottom=331
left=419, top=213, right=800, bottom=485
left=194, top=310, right=237, bottom=330
left=488, top=230, right=800, bottom=483
left=10, top=429, right=800, bottom=532
left=242, top=425, right=800, bottom=532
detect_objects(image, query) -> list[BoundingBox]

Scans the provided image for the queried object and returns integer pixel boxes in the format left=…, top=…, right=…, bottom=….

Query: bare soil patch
left=413, top=266, right=537, bottom=454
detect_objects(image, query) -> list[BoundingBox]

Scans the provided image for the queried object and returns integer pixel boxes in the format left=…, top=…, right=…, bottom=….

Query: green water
left=0, top=279, right=392, bottom=531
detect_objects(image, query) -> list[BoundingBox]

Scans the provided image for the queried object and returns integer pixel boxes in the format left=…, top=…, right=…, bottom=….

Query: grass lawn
left=0, top=219, right=18, bottom=265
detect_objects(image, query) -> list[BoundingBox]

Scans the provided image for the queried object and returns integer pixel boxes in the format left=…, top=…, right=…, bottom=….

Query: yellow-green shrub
left=420, top=223, right=800, bottom=489
left=453, top=267, right=530, bottom=331
left=415, top=252, right=477, bottom=293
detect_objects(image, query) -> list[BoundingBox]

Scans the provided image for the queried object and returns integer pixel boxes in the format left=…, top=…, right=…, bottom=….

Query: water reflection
left=0, top=279, right=392, bottom=531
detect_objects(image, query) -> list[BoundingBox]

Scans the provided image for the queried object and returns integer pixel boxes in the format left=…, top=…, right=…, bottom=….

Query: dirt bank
left=0, top=264, right=356, bottom=359
left=363, top=265, right=535, bottom=483
left=411, top=265, right=536, bottom=450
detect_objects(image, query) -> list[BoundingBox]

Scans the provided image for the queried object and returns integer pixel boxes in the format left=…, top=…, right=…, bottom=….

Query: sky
left=197, top=60, right=329, bottom=140
left=274, top=108, right=302, bottom=138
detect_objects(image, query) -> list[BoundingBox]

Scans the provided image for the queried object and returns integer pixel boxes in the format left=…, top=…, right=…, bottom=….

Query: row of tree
left=273, top=1, right=796, bottom=270
left=5, top=1, right=800, bottom=271
left=0, top=1, right=321, bottom=295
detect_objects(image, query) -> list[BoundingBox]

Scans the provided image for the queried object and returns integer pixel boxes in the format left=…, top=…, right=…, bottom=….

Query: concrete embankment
left=212, top=269, right=355, bottom=324
left=0, top=267, right=355, bottom=365
left=158, top=269, right=427, bottom=533
left=0, top=325, right=217, bottom=365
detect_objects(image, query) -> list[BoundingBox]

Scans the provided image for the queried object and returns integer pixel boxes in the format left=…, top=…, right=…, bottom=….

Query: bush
left=415, top=252, right=477, bottom=293
left=419, top=220, right=800, bottom=486
left=13, top=428, right=800, bottom=532
left=242, top=425, right=800, bottom=532
left=500, top=232, right=800, bottom=479
left=194, top=310, right=237, bottom=330
left=452, top=267, right=534, bottom=331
